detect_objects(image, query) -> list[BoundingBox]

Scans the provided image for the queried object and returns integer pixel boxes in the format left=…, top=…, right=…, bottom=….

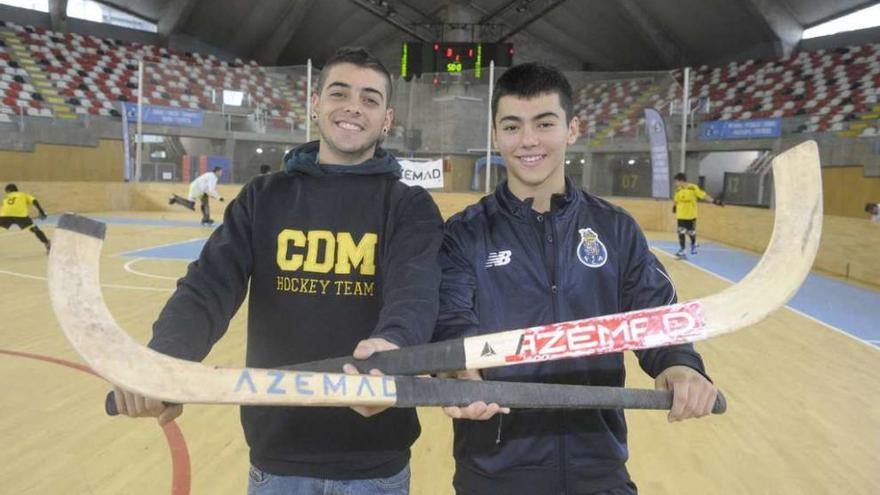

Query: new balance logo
left=485, top=250, right=512, bottom=268
left=481, top=342, right=496, bottom=357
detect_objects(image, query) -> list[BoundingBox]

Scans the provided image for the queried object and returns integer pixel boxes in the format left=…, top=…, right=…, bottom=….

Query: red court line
left=0, top=349, right=191, bottom=495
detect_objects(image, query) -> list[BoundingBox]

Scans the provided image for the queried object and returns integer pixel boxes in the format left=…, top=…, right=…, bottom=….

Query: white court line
left=650, top=247, right=879, bottom=351
left=0, top=269, right=173, bottom=292
left=123, top=257, right=181, bottom=281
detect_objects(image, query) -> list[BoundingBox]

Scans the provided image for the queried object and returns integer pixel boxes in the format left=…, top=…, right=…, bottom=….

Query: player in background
left=672, top=172, right=721, bottom=258
left=169, top=166, right=225, bottom=225
left=865, top=202, right=879, bottom=223
left=0, top=184, right=51, bottom=253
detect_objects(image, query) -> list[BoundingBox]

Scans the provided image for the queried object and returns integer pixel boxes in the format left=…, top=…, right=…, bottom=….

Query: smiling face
left=493, top=91, right=579, bottom=204
left=311, top=63, right=393, bottom=165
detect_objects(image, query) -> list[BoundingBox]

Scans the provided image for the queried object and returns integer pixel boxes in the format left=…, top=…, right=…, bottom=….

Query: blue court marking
left=118, top=238, right=207, bottom=261
left=88, top=216, right=214, bottom=227
left=650, top=240, right=880, bottom=346
left=38, top=215, right=218, bottom=228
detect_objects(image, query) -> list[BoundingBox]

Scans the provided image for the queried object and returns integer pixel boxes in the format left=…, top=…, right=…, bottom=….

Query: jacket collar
left=494, top=177, right=579, bottom=220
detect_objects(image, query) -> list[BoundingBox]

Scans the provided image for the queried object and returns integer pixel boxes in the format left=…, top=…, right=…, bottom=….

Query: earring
left=311, top=113, right=318, bottom=120
left=382, top=128, right=388, bottom=135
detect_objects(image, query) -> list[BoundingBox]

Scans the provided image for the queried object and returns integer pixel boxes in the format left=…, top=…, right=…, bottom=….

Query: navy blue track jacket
left=436, top=178, right=708, bottom=495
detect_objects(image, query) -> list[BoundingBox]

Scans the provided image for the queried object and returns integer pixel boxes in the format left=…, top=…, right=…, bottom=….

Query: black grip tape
left=105, top=380, right=724, bottom=414
left=286, top=339, right=467, bottom=375
left=395, top=377, right=727, bottom=414
left=57, top=213, right=106, bottom=239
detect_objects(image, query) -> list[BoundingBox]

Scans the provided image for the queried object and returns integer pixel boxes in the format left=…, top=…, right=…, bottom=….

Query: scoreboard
left=401, top=41, right=513, bottom=81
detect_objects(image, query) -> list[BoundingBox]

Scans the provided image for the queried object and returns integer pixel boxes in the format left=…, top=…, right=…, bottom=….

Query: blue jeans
left=248, top=464, right=410, bottom=495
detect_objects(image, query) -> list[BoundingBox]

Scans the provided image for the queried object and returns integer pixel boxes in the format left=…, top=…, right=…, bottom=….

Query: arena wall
left=0, top=140, right=124, bottom=182
left=5, top=181, right=875, bottom=287
left=821, top=166, right=880, bottom=218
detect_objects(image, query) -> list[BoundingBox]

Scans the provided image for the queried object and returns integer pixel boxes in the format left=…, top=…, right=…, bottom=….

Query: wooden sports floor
left=1, top=196, right=878, bottom=495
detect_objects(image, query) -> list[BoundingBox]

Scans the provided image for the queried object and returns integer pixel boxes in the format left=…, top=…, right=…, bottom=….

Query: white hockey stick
left=49, top=214, right=726, bottom=413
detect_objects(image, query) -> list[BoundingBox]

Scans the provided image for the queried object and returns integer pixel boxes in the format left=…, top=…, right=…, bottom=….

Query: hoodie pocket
left=453, top=415, right=502, bottom=455
left=454, top=410, right=559, bottom=474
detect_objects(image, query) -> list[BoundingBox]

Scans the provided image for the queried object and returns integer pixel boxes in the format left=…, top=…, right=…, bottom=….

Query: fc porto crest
left=576, top=228, right=608, bottom=268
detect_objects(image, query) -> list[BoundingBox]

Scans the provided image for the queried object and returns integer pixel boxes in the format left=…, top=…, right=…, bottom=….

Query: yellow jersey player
left=672, top=173, right=721, bottom=258
left=1, top=184, right=51, bottom=253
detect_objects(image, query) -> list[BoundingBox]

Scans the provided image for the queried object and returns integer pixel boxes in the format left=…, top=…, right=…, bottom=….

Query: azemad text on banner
left=399, top=159, right=444, bottom=189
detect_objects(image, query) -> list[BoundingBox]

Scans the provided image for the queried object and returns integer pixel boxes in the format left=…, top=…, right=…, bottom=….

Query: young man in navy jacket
left=111, top=48, right=443, bottom=494
left=435, top=63, right=717, bottom=495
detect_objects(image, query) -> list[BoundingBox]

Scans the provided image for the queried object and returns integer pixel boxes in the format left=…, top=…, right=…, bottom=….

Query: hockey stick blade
left=50, top=214, right=726, bottom=413
left=293, top=140, right=823, bottom=375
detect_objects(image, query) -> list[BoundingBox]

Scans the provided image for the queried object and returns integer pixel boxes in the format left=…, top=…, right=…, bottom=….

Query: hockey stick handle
left=397, top=377, right=727, bottom=414
left=286, top=340, right=467, bottom=375
left=103, top=339, right=466, bottom=416
left=105, top=381, right=725, bottom=414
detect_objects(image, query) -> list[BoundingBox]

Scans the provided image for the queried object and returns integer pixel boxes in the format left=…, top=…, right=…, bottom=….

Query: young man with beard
left=435, top=63, right=717, bottom=495
left=112, top=47, right=443, bottom=495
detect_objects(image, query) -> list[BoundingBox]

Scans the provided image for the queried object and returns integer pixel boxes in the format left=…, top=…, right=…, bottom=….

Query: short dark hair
left=318, top=47, right=393, bottom=103
left=492, top=63, right=574, bottom=125
left=5, top=183, right=17, bottom=192
left=674, top=173, right=687, bottom=181
left=867, top=202, right=878, bottom=213
left=259, top=164, right=271, bottom=174
left=213, top=166, right=223, bottom=173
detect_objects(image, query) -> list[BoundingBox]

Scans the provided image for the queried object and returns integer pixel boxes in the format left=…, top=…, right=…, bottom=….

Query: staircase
left=0, top=30, right=77, bottom=120
left=746, top=150, right=773, bottom=175
left=836, top=104, right=880, bottom=138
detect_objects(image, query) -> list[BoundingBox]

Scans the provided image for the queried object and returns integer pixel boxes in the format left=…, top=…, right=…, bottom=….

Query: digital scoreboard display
left=401, top=42, right=513, bottom=81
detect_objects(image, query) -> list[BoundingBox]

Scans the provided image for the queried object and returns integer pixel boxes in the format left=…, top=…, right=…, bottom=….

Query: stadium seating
left=1, top=18, right=878, bottom=140
left=692, top=44, right=880, bottom=137
left=0, top=20, right=307, bottom=128
left=572, top=43, right=880, bottom=141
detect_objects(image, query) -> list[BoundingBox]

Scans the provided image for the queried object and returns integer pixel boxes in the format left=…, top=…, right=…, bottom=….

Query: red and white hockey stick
left=290, top=140, right=823, bottom=375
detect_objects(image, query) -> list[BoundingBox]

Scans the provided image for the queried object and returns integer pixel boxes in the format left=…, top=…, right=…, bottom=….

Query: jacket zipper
left=545, top=214, right=566, bottom=494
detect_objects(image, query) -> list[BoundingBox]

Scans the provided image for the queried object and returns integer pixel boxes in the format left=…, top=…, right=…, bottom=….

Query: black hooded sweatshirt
left=148, top=141, right=443, bottom=479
